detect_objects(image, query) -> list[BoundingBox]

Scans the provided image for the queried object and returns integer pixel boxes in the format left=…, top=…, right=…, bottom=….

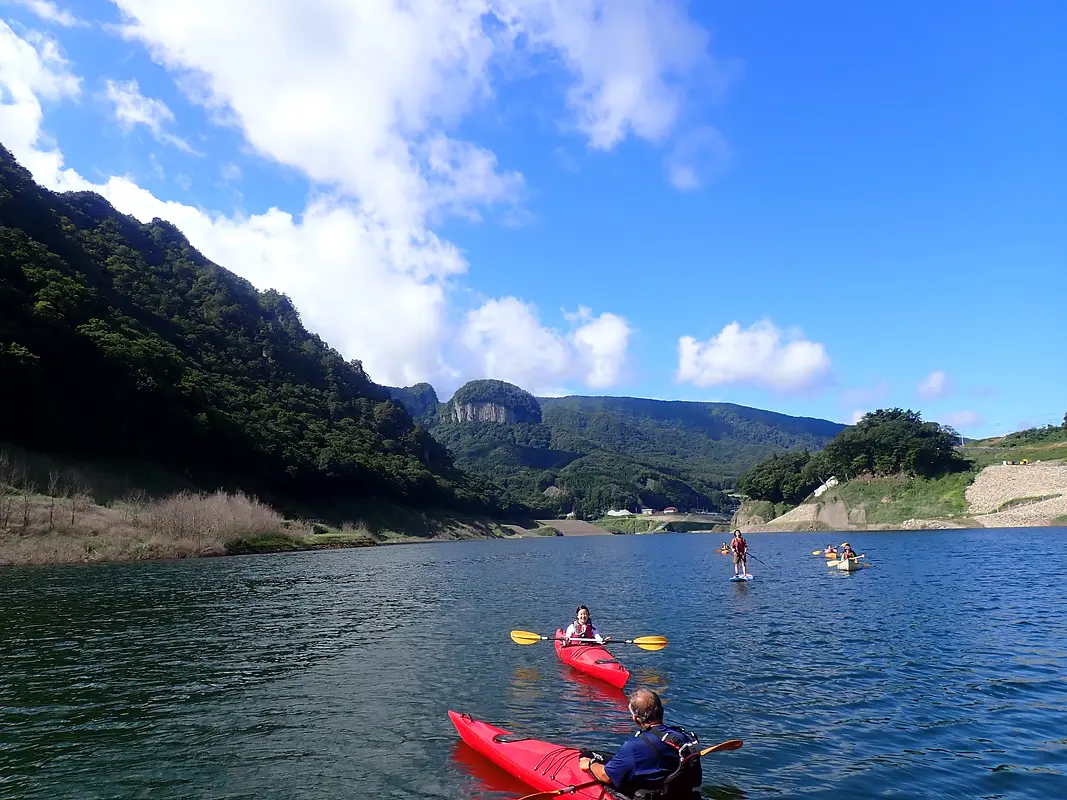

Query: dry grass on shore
left=0, top=450, right=307, bottom=566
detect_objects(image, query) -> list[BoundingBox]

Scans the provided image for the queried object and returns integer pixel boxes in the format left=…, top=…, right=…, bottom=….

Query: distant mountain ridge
left=384, top=379, right=846, bottom=517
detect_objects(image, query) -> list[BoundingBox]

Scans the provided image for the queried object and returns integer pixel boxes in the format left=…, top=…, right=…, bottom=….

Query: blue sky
left=1, top=0, right=1064, bottom=437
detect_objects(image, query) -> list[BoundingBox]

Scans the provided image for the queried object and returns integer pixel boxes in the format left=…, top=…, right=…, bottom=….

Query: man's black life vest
left=629, top=724, right=703, bottom=800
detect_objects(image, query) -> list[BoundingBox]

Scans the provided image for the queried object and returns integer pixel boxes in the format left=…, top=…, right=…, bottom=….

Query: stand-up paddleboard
left=729, top=573, right=753, bottom=582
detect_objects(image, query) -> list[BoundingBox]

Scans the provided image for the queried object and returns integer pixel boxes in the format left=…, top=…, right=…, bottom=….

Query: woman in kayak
left=562, top=605, right=611, bottom=645
left=824, top=543, right=837, bottom=556
left=841, top=543, right=857, bottom=560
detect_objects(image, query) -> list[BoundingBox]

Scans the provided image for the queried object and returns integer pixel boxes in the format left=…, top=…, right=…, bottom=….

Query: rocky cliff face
left=450, top=401, right=537, bottom=424
left=446, top=379, right=543, bottom=425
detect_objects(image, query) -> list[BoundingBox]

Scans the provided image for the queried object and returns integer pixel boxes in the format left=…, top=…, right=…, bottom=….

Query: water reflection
left=629, top=666, right=668, bottom=691
left=508, top=665, right=547, bottom=708
left=701, top=783, right=747, bottom=800
left=450, top=740, right=531, bottom=799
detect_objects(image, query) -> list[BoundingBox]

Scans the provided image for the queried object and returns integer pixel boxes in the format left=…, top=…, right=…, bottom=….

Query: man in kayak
left=577, top=688, right=702, bottom=799
left=730, top=529, right=749, bottom=578
left=562, top=605, right=611, bottom=645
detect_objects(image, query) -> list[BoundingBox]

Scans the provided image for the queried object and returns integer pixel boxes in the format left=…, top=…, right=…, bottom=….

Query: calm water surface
left=2, top=529, right=1066, bottom=799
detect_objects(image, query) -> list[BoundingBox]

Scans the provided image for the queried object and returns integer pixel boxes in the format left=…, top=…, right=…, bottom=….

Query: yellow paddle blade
left=631, top=635, right=668, bottom=651
left=510, top=630, right=544, bottom=645
left=700, top=738, right=743, bottom=755
left=812, top=550, right=822, bottom=555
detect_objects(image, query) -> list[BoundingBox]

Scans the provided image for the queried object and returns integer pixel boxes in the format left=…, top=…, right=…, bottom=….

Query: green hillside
left=386, top=381, right=846, bottom=517
left=0, top=144, right=496, bottom=518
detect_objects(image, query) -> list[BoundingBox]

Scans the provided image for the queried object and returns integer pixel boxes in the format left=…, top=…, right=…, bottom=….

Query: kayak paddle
left=509, top=629, right=668, bottom=651
left=827, top=554, right=866, bottom=566
left=812, top=549, right=822, bottom=555
left=512, top=739, right=743, bottom=800
left=700, top=738, right=744, bottom=754
left=515, top=779, right=600, bottom=800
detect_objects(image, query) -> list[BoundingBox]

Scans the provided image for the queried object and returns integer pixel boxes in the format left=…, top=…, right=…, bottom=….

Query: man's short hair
left=628, top=689, right=664, bottom=725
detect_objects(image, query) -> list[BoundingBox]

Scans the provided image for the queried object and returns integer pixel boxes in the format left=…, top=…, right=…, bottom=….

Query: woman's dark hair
left=575, top=604, right=592, bottom=622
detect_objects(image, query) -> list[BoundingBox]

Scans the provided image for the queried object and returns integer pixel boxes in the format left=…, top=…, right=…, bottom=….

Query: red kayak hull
left=554, top=628, right=631, bottom=689
left=448, top=709, right=617, bottom=799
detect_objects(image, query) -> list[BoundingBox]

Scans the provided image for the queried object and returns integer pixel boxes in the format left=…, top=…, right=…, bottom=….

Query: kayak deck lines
left=449, top=710, right=617, bottom=799
left=554, top=628, right=631, bottom=689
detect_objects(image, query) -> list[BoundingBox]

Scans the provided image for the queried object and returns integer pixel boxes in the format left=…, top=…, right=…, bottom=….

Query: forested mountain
left=0, top=145, right=496, bottom=514
left=0, top=141, right=845, bottom=523
left=385, top=380, right=845, bottom=517
left=738, top=408, right=970, bottom=504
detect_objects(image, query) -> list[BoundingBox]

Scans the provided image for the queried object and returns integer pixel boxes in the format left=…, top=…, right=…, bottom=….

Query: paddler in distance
left=578, top=688, right=703, bottom=799
left=562, top=605, right=612, bottom=646
left=730, top=529, right=749, bottom=578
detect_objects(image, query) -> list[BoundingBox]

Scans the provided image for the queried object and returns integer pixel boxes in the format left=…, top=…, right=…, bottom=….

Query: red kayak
left=554, top=628, right=630, bottom=689
left=448, top=710, right=619, bottom=799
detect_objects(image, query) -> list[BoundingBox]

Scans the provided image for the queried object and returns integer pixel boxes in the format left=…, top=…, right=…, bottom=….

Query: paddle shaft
left=516, top=779, right=599, bottom=800
left=828, top=554, right=866, bottom=566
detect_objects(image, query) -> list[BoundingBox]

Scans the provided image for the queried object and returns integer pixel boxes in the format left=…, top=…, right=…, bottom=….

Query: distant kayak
left=448, top=710, right=615, bottom=799
left=554, top=627, right=630, bottom=688
left=831, top=558, right=862, bottom=571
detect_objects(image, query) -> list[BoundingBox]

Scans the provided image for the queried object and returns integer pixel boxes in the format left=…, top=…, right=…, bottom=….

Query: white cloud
left=942, top=410, right=981, bottom=429
left=219, top=161, right=240, bottom=182
left=110, top=0, right=520, bottom=227
left=497, top=0, right=725, bottom=150
left=0, top=0, right=725, bottom=389
left=458, top=298, right=632, bottom=393
left=103, top=78, right=198, bottom=153
left=569, top=306, right=632, bottom=388
left=0, top=22, right=81, bottom=183
left=7, top=0, right=83, bottom=28
left=676, top=320, right=832, bottom=393
left=665, top=124, right=729, bottom=191
left=917, top=370, right=951, bottom=400
left=849, top=409, right=867, bottom=425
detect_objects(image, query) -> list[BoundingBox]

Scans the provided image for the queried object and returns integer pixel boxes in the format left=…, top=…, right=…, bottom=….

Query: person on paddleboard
left=577, top=688, right=703, bottom=799
left=730, top=529, right=749, bottom=577
left=562, top=605, right=611, bottom=645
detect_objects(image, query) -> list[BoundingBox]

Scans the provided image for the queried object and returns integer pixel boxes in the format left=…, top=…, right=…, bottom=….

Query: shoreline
left=0, top=484, right=529, bottom=568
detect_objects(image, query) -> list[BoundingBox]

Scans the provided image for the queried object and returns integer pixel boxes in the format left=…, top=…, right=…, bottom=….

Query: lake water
left=1, top=528, right=1065, bottom=799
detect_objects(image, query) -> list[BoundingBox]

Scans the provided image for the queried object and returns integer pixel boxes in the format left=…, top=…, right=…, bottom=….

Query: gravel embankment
left=965, top=463, right=1067, bottom=513
left=965, top=462, right=1067, bottom=527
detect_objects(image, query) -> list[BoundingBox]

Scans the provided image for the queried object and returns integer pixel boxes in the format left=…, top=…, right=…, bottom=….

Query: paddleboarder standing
left=730, top=529, right=749, bottom=578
